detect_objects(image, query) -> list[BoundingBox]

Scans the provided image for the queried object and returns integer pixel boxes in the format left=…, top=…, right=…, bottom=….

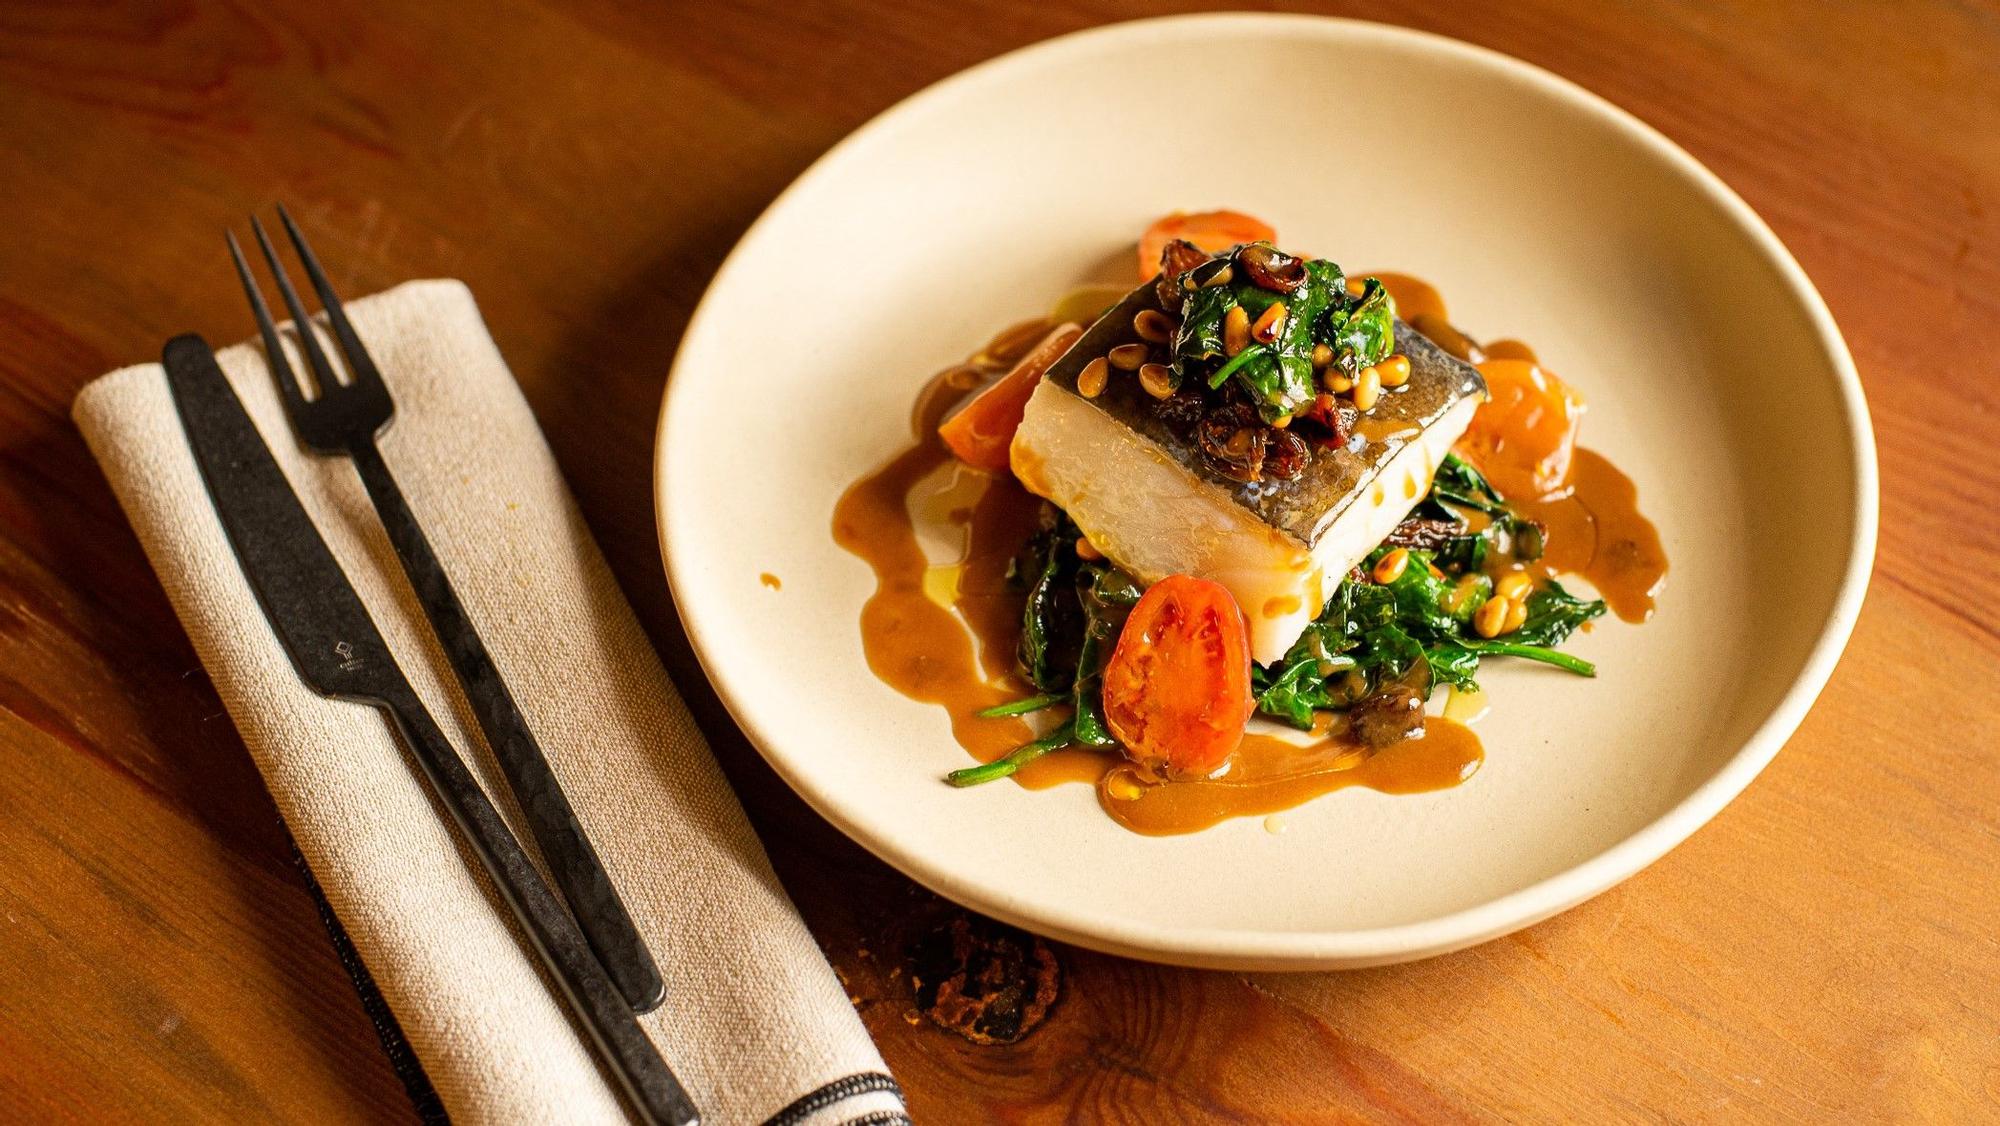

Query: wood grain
left=1, top=1, right=1995, bottom=1121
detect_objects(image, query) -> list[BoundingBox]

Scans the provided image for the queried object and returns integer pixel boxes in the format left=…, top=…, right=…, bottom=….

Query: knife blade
left=162, top=333, right=698, bottom=1126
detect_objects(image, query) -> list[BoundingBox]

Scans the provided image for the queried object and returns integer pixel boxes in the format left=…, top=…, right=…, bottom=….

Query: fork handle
left=349, top=437, right=666, bottom=1014
left=375, top=685, right=697, bottom=1126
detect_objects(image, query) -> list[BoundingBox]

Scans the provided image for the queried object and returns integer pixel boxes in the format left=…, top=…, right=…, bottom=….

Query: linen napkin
left=73, top=280, right=906, bottom=1126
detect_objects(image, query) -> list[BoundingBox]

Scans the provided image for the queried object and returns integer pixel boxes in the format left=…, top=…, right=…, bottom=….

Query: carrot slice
left=1459, top=359, right=1586, bottom=498
left=1137, top=210, right=1277, bottom=279
left=937, top=323, right=1082, bottom=472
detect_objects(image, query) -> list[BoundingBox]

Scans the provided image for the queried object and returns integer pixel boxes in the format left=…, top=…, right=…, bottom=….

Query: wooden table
left=2, top=1, right=1994, bottom=1120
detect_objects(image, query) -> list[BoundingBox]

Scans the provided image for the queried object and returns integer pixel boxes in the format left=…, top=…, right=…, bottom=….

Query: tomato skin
left=1136, top=210, right=1278, bottom=280
left=937, top=323, right=1082, bottom=472
left=1459, top=358, right=1586, bottom=498
left=1101, top=575, right=1256, bottom=779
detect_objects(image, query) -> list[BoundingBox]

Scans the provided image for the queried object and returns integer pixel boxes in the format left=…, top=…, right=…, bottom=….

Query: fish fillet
left=1010, top=285, right=1486, bottom=664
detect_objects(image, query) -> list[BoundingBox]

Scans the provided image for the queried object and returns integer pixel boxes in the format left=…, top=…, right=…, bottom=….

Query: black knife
left=162, top=333, right=698, bottom=1126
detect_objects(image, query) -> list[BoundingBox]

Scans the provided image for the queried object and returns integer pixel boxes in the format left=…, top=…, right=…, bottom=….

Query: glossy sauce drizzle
left=835, top=276, right=1663, bottom=835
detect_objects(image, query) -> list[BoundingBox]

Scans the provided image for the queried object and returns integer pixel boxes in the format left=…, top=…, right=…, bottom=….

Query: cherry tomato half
left=1101, top=574, right=1256, bottom=779
left=1136, top=210, right=1278, bottom=280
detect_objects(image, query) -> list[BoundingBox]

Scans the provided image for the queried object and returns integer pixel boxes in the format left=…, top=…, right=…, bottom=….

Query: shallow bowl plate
left=656, top=14, right=1875, bottom=969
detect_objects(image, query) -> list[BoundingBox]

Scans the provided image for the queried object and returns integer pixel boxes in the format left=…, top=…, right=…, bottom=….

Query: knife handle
left=349, top=437, right=665, bottom=1014
left=376, top=685, right=698, bottom=1126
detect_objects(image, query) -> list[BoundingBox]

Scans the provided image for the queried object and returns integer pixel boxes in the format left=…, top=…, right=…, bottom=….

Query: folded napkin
left=74, top=280, right=905, bottom=1125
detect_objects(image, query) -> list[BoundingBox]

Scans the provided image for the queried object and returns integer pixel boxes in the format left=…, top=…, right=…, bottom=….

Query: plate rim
left=653, top=11, right=1879, bottom=969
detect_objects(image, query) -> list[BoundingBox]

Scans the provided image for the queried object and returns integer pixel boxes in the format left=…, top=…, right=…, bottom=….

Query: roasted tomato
left=1459, top=358, right=1586, bottom=498
left=1136, top=210, right=1277, bottom=280
left=1101, top=575, right=1255, bottom=779
left=937, top=323, right=1082, bottom=472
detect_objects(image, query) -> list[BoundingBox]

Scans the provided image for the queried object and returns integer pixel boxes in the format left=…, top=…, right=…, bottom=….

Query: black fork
left=229, top=206, right=666, bottom=1014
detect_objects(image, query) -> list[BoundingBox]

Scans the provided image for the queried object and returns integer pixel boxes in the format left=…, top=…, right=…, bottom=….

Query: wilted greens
left=1251, top=456, right=1605, bottom=730
left=955, top=416, right=1606, bottom=785
left=956, top=374, right=1608, bottom=788
left=1170, top=247, right=1394, bottom=424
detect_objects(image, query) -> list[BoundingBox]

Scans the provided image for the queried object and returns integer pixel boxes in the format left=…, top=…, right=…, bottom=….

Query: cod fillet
left=1011, top=284, right=1486, bottom=664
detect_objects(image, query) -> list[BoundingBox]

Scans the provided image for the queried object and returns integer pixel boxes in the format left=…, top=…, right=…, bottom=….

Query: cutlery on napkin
left=73, top=280, right=907, bottom=1125
left=162, top=332, right=694, bottom=1124
left=225, top=208, right=668, bottom=1018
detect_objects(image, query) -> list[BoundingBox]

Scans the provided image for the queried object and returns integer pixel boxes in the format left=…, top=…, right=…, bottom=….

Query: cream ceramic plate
left=656, top=14, right=1875, bottom=969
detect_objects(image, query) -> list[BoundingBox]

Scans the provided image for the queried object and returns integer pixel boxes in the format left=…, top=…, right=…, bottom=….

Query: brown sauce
left=1099, top=716, right=1482, bottom=835
left=1507, top=449, right=1668, bottom=622
left=830, top=352, right=1043, bottom=766
left=834, top=275, right=1663, bottom=835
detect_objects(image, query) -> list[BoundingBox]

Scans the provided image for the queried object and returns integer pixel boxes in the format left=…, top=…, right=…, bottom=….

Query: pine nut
left=1134, top=308, right=1176, bottom=343
left=1108, top=343, right=1148, bottom=371
left=1223, top=305, right=1250, bottom=357
left=1076, top=356, right=1109, bottom=398
left=1250, top=300, right=1288, bottom=344
left=1378, top=353, right=1412, bottom=388
left=1502, top=600, right=1529, bottom=634
left=1311, top=342, right=1333, bottom=369
left=1474, top=595, right=1509, bottom=638
left=1324, top=367, right=1353, bottom=393
left=1270, top=412, right=1292, bottom=429
left=1138, top=362, right=1175, bottom=399
left=1496, top=572, right=1533, bottom=603
left=1075, top=536, right=1103, bottom=561
left=1371, top=548, right=1410, bottom=584
left=1352, top=366, right=1382, bottom=411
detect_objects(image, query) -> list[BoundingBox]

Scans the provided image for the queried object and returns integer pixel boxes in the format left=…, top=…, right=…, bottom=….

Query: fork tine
left=249, top=214, right=344, bottom=399
left=275, top=203, right=383, bottom=387
left=227, top=230, right=311, bottom=417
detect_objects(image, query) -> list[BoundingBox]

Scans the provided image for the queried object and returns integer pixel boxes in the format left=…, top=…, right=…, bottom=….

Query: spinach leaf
left=1356, top=624, right=1426, bottom=681
left=1251, top=578, right=1369, bottom=729
left=1185, top=259, right=1346, bottom=420
left=1253, top=641, right=1359, bottom=730
left=1014, top=516, right=1084, bottom=692
left=1069, top=566, right=1139, bottom=747
left=1424, top=642, right=1483, bottom=692
left=1230, top=279, right=1283, bottom=318
left=1341, top=580, right=1400, bottom=635
left=1434, top=530, right=1490, bottom=574
left=1323, top=277, right=1396, bottom=377
left=1253, top=658, right=1326, bottom=730
left=1367, top=547, right=1460, bottom=640
left=1439, top=571, right=1492, bottom=623
left=1425, top=454, right=1547, bottom=564
left=1173, top=285, right=1232, bottom=370
left=1428, top=453, right=1509, bottom=516
left=1508, top=579, right=1606, bottom=647
left=1257, top=259, right=1344, bottom=423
